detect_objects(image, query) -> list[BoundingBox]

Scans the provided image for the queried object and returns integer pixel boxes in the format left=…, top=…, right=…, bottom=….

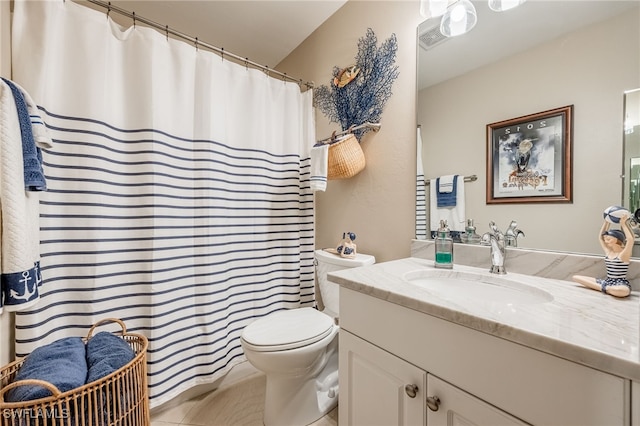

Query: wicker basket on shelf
left=327, top=133, right=365, bottom=180
left=0, top=318, right=149, bottom=426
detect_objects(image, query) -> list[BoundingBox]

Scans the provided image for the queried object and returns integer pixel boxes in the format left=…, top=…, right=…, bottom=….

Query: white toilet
left=240, top=249, right=375, bottom=426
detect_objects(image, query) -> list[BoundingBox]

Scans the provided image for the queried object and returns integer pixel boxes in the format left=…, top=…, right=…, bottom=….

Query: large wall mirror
left=417, top=0, right=640, bottom=256
left=624, top=89, right=640, bottom=214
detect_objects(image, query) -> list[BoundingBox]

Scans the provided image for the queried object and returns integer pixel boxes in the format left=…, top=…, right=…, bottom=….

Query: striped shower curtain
left=416, top=126, right=427, bottom=240
left=11, top=0, right=315, bottom=407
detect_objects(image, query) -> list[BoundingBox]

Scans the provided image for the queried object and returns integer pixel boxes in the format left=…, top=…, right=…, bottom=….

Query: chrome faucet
left=504, top=220, right=525, bottom=248
left=481, top=221, right=506, bottom=274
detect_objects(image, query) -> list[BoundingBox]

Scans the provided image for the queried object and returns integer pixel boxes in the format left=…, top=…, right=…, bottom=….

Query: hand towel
left=436, top=174, right=458, bottom=207
left=1, top=78, right=47, bottom=191
left=13, top=80, right=53, bottom=151
left=310, top=144, right=328, bottom=192
left=437, top=174, right=455, bottom=193
left=430, top=175, right=466, bottom=234
left=0, top=80, right=43, bottom=314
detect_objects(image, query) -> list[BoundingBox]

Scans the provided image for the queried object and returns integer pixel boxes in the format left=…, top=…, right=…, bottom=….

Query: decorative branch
left=314, top=28, right=399, bottom=140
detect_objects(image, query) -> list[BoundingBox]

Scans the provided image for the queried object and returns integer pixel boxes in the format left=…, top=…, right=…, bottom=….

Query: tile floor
left=150, top=364, right=338, bottom=426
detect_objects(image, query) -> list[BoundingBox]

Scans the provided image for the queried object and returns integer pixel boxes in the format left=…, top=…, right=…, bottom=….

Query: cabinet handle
left=426, top=396, right=441, bottom=411
left=404, top=384, right=419, bottom=398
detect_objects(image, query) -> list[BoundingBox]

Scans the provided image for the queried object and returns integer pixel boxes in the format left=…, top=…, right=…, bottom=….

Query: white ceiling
left=85, top=0, right=639, bottom=89
left=418, top=0, right=640, bottom=90
left=97, top=0, right=348, bottom=67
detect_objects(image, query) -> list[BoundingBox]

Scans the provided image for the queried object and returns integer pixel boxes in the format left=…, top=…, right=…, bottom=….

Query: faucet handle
left=504, top=222, right=524, bottom=247
left=488, top=221, right=500, bottom=234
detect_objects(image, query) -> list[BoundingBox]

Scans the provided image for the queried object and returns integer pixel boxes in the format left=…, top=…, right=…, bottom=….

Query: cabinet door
left=427, top=374, right=529, bottom=426
left=633, top=381, right=640, bottom=426
left=340, top=330, right=426, bottom=426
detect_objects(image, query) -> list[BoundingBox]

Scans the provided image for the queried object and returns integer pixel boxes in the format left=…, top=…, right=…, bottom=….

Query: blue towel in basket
left=85, top=331, right=137, bottom=424
left=86, top=331, right=135, bottom=383
left=6, top=337, right=87, bottom=402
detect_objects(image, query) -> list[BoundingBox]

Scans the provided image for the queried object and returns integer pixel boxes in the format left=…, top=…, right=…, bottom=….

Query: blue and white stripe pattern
left=15, top=108, right=315, bottom=405
left=416, top=127, right=428, bottom=240
left=11, top=0, right=316, bottom=407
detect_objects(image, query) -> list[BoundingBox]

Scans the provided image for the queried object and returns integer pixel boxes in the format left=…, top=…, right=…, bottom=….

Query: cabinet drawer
left=341, top=287, right=629, bottom=426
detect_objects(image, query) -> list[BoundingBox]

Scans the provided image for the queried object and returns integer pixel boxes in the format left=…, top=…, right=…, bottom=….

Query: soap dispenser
left=435, top=220, right=454, bottom=269
left=464, top=219, right=481, bottom=244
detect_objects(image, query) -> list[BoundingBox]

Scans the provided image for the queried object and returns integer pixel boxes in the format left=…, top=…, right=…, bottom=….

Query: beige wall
left=419, top=10, right=640, bottom=256
left=0, top=0, right=15, bottom=366
left=278, top=1, right=424, bottom=263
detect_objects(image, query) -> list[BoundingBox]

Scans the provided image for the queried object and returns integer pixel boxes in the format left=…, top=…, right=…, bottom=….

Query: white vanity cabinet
left=339, top=287, right=630, bottom=426
left=340, top=330, right=528, bottom=426
left=340, top=330, right=426, bottom=425
left=633, top=382, right=640, bottom=426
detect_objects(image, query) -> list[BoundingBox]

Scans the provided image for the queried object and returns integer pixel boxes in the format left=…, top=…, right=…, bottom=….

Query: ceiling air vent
left=418, top=22, right=449, bottom=51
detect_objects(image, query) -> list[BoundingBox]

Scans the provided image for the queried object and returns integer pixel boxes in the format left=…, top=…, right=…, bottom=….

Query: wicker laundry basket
left=327, top=133, right=365, bottom=179
left=0, top=318, right=149, bottom=426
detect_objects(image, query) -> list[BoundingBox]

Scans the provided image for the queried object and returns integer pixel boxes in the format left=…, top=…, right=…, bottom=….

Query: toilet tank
left=314, top=249, right=375, bottom=318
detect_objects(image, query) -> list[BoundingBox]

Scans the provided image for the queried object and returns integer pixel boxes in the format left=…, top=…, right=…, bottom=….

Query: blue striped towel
left=436, top=175, right=458, bottom=207
left=1, top=78, right=46, bottom=191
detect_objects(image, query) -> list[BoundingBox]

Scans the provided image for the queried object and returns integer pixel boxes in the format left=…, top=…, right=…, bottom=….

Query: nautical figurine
left=339, top=232, right=357, bottom=258
left=572, top=210, right=634, bottom=298
left=327, top=231, right=357, bottom=258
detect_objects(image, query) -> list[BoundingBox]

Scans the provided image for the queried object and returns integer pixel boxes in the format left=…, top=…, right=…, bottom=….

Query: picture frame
left=486, top=105, right=573, bottom=204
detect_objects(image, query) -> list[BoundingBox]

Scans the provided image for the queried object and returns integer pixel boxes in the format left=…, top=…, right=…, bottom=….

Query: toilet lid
left=241, top=308, right=335, bottom=351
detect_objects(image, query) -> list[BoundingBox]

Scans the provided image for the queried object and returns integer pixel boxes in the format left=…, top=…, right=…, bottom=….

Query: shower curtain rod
left=79, top=0, right=314, bottom=89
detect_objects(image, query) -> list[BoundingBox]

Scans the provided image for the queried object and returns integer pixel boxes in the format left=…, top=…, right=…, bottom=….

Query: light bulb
left=488, top=0, right=527, bottom=12
left=440, top=0, right=477, bottom=37
left=450, top=3, right=466, bottom=21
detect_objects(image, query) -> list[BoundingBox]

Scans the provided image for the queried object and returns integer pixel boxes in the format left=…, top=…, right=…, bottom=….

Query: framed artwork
left=486, top=105, right=573, bottom=204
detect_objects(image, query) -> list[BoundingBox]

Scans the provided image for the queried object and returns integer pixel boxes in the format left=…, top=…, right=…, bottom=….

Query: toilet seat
left=241, top=308, right=336, bottom=352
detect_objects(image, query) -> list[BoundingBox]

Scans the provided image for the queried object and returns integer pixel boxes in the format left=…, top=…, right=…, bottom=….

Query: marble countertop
left=329, top=257, right=640, bottom=382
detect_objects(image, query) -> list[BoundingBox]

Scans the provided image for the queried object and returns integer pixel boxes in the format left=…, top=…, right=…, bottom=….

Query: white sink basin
left=403, top=269, right=554, bottom=306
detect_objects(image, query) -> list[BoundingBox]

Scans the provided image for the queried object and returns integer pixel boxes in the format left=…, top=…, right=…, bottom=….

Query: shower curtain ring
left=165, top=25, right=169, bottom=41
left=245, top=58, right=249, bottom=70
left=132, top=11, right=136, bottom=28
left=106, top=2, right=111, bottom=19
left=220, top=48, right=224, bottom=62
left=195, top=37, right=198, bottom=51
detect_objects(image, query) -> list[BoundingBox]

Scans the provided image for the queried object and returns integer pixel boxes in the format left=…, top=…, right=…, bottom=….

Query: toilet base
left=263, top=348, right=338, bottom=426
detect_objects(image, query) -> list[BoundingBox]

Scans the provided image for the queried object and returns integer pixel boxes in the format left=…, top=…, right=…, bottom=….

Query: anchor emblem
left=10, top=271, right=37, bottom=301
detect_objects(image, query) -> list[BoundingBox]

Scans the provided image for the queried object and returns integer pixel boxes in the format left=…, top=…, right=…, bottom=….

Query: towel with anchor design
left=0, top=79, right=52, bottom=313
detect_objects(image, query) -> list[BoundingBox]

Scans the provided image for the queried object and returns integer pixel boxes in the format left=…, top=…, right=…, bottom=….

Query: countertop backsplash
left=411, top=240, right=640, bottom=291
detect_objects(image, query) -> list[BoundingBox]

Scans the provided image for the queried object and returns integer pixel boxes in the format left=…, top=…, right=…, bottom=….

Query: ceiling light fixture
left=440, top=0, right=477, bottom=37
left=420, top=0, right=527, bottom=38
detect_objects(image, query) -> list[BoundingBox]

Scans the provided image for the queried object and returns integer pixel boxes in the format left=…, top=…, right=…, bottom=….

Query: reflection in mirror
left=624, top=89, right=640, bottom=213
left=417, top=0, right=640, bottom=256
